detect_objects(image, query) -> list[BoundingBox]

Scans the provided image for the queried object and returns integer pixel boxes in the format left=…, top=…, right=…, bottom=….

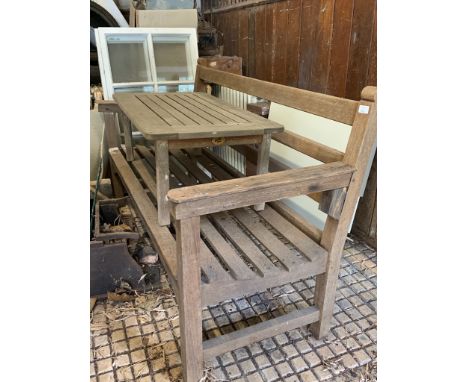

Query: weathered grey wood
left=176, top=217, right=203, bottom=382
left=168, top=135, right=262, bottom=150
left=258, top=205, right=326, bottom=261
left=232, top=208, right=306, bottom=271
left=185, top=93, right=248, bottom=123
left=200, top=217, right=257, bottom=280
left=168, top=162, right=355, bottom=219
left=103, top=112, right=120, bottom=149
left=319, top=188, right=347, bottom=219
left=119, top=113, right=134, bottom=161
left=273, top=130, right=344, bottom=164
left=171, top=150, right=212, bottom=184
left=155, top=140, right=170, bottom=226
left=113, top=92, right=283, bottom=140
left=133, top=155, right=229, bottom=284
left=232, top=144, right=322, bottom=203
left=132, top=159, right=158, bottom=198
left=203, top=306, right=320, bottom=359
left=165, top=93, right=226, bottom=124
left=311, top=86, right=377, bottom=339
left=96, top=100, right=120, bottom=113
left=202, top=148, right=246, bottom=179
left=212, top=211, right=279, bottom=277
left=196, top=64, right=359, bottom=125
left=269, top=201, right=322, bottom=243
left=254, top=133, right=271, bottom=211
left=199, top=242, right=232, bottom=283
left=195, top=152, right=233, bottom=181
left=108, top=148, right=178, bottom=294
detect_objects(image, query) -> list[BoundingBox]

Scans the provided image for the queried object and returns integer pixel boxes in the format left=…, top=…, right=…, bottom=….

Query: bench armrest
left=167, top=162, right=354, bottom=219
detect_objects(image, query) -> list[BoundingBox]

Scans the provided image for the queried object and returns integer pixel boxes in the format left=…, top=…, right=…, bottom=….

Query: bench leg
left=119, top=113, right=134, bottom=161
left=176, top=217, right=204, bottom=382
left=311, top=218, right=346, bottom=338
left=254, top=133, right=271, bottom=211
left=155, top=140, right=171, bottom=226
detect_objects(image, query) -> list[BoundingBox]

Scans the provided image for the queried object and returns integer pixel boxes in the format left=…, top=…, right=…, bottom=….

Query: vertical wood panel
left=231, top=9, right=240, bottom=56
left=366, top=5, right=377, bottom=87
left=286, top=0, right=302, bottom=87
left=326, top=0, right=354, bottom=97
left=309, top=0, right=335, bottom=93
left=248, top=9, right=256, bottom=76
left=272, top=1, right=288, bottom=85
left=206, top=0, right=376, bottom=99
left=254, top=7, right=266, bottom=80
left=239, top=8, right=250, bottom=75
left=298, top=0, right=319, bottom=89
left=264, top=4, right=275, bottom=82
left=345, top=0, right=376, bottom=100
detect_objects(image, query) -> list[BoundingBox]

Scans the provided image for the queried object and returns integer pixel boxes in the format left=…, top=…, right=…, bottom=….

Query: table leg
left=119, top=113, right=134, bottom=161
left=155, top=140, right=171, bottom=226
left=254, top=133, right=271, bottom=211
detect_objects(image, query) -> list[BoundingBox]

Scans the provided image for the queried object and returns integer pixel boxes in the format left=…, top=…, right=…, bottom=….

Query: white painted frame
left=95, top=27, right=198, bottom=99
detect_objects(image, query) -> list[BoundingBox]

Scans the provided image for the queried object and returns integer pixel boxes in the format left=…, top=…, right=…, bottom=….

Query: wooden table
left=114, top=92, right=284, bottom=225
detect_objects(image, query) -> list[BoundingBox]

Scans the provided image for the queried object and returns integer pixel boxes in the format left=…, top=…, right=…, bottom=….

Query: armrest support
left=168, top=162, right=354, bottom=220
left=96, top=100, right=120, bottom=113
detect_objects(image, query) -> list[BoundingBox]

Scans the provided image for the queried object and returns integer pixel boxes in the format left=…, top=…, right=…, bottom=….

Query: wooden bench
left=105, top=62, right=377, bottom=382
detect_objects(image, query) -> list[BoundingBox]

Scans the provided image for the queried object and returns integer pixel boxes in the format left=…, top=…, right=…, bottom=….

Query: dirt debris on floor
left=91, top=236, right=377, bottom=382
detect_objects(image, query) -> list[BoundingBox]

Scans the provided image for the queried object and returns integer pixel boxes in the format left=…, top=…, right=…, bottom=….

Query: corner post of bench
left=119, top=112, right=134, bottom=161
left=254, top=132, right=272, bottom=211
left=311, top=86, right=377, bottom=338
left=175, top=216, right=204, bottom=382
left=155, top=140, right=171, bottom=226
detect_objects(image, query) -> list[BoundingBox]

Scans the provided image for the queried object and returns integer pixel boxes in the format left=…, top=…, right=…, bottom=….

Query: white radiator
left=210, top=86, right=257, bottom=174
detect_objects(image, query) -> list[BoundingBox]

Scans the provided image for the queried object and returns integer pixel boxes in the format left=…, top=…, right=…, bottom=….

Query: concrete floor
left=90, top=237, right=377, bottom=382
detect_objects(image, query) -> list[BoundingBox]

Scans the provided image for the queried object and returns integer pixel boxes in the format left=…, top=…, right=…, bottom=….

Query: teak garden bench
left=102, top=61, right=377, bottom=382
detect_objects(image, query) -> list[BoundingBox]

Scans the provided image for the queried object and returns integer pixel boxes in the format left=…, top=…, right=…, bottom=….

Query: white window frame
left=95, top=27, right=198, bottom=100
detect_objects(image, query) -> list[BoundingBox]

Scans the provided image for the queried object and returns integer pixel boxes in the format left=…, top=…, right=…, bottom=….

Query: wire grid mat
left=90, top=237, right=377, bottom=382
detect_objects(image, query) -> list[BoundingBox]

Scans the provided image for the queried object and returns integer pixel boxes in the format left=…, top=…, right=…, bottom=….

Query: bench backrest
left=195, top=61, right=376, bottom=245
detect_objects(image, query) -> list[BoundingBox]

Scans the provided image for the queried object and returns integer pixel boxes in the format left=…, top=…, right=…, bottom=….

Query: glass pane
left=153, top=42, right=192, bottom=81
left=114, top=85, right=154, bottom=93
left=146, top=0, right=194, bottom=9
left=107, top=40, right=151, bottom=83
left=158, top=84, right=194, bottom=93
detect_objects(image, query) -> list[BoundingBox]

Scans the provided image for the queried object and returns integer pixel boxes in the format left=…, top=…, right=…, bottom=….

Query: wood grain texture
left=203, top=305, right=319, bottom=358
left=168, top=162, right=354, bottom=219
left=345, top=0, right=376, bottom=100
left=311, top=86, right=377, bottom=338
left=176, top=217, right=204, bottom=382
left=205, top=0, right=376, bottom=101
left=273, top=130, right=344, bottom=163
left=155, top=140, right=170, bottom=226
left=108, top=148, right=178, bottom=292
left=254, top=133, right=271, bottom=210
left=114, top=92, right=283, bottom=140
left=327, top=0, right=354, bottom=97
left=197, top=65, right=359, bottom=125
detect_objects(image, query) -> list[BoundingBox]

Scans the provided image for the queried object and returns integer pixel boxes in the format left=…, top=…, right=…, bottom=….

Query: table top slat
left=114, top=92, right=283, bottom=140
left=183, top=93, right=248, bottom=123
left=157, top=93, right=214, bottom=125
left=138, top=94, right=193, bottom=126
left=195, top=92, right=272, bottom=124
left=168, top=93, right=229, bottom=124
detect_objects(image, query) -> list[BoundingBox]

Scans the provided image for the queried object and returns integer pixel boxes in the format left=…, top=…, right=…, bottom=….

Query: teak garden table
left=114, top=92, right=284, bottom=225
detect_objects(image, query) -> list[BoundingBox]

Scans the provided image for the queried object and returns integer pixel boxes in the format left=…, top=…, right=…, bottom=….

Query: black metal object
left=90, top=241, right=144, bottom=296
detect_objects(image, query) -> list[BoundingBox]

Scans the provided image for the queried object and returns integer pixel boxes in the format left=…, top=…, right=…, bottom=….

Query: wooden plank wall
left=202, top=0, right=377, bottom=101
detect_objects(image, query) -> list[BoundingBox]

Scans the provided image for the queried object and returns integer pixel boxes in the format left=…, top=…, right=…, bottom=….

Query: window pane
left=114, top=85, right=154, bottom=93
left=153, top=42, right=192, bottom=81
left=158, top=84, right=194, bottom=93
left=107, top=41, right=151, bottom=83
